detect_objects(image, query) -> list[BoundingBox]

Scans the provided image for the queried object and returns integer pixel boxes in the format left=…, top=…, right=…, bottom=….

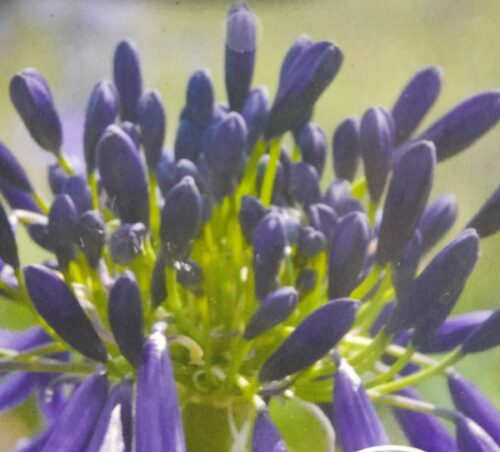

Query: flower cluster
left=1, top=2, right=500, bottom=451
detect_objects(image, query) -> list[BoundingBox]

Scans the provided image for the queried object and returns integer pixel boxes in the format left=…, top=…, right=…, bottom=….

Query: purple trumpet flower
left=9, top=69, right=62, bottom=154
left=76, top=210, right=105, bottom=268
left=461, top=309, right=500, bottom=354
left=135, top=330, right=186, bottom=452
left=243, top=286, right=298, bottom=340
left=376, top=140, right=436, bottom=265
left=0, top=140, right=33, bottom=192
left=332, top=356, right=389, bottom=452
left=259, top=299, right=358, bottom=382
left=297, top=123, right=327, bottom=176
left=113, top=40, right=142, bottom=122
left=287, top=162, right=321, bottom=207
left=0, top=202, right=19, bottom=269
left=174, top=119, right=203, bottom=163
left=108, top=272, right=144, bottom=367
left=391, top=66, right=442, bottom=145
left=455, top=415, right=500, bottom=452
left=328, top=212, right=370, bottom=299
left=418, top=90, right=500, bottom=161
left=239, top=196, right=267, bottom=244
left=466, top=186, right=500, bottom=239
left=97, top=125, right=149, bottom=226
left=418, top=193, right=457, bottom=254
left=185, top=69, right=215, bottom=129
left=24, top=265, right=108, bottom=362
left=109, top=222, right=147, bottom=266
left=391, top=230, right=422, bottom=300
left=448, top=372, right=500, bottom=445
left=359, top=106, right=394, bottom=204
left=252, top=410, right=287, bottom=452
left=138, top=89, right=166, bottom=169
left=241, top=87, right=269, bottom=152
left=62, top=175, right=92, bottom=214
left=225, top=2, right=257, bottom=112
left=83, top=80, right=119, bottom=173
left=332, top=116, right=360, bottom=182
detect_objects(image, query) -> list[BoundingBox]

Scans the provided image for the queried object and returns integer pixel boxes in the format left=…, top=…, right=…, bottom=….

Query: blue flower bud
left=259, top=299, right=358, bottom=382
left=328, top=212, right=370, bottom=298
left=332, top=117, right=360, bottom=182
left=138, top=89, right=166, bottom=169
left=332, top=356, right=389, bottom=452
left=279, top=34, right=312, bottom=86
left=307, top=203, right=337, bottom=244
left=76, top=210, right=105, bottom=268
left=0, top=140, right=33, bottom=192
left=120, top=121, right=140, bottom=147
left=48, top=194, right=78, bottom=248
left=150, top=254, right=167, bottom=309
left=244, top=287, right=298, bottom=340
left=0, top=183, right=39, bottom=213
left=359, top=106, right=393, bottom=203
left=160, top=176, right=203, bottom=261
left=185, top=69, right=214, bottom=129
left=297, top=123, right=327, bottom=176
left=418, top=90, right=500, bottom=161
left=391, top=66, right=442, bottom=145
left=225, top=2, right=256, bottom=112
left=418, top=193, right=457, bottom=254
left=109, top=222, right=147, bottom=266
left=97, top=125, right=149, bottom=225
left=455, top=415, right=500, bottom=452
left=241, top=87, right=269, bottom=152
left=24, top=265, right=107, bottom=362
left=9, top=70, right=62, bottom=153
left=391, top=231, right=422, bottom=300
left=27, top=223, right=53, bottom=252
left=323, top=179, right=364, bottom=217
left=288, top=162, right=320, bottom=207
left=176, top=259, right=203, bottom=292
left=108, top=272, right=144, bottom=367
left=466, top=187, right=500, bottom=238
left=42, top=372, right=108, bottom=451
left=61, top=175, right=92, bottom=214
left=461, top=309, right=500, bottom=355
left=135, top=331, right=186, bottom=452
left=252, top=410, right=287, bottom=452
left=296, top=269, right=317, bottom=294
left=265, top=41, right=343, bottom=138
left=174, top=120, right=203, bottom=163
left=296, top=226, right=326, bottom=259
left=83, top=80, right=119, bottom=173
left=113, top=40, right=142, bottom=122
left=156, top=151, right=176, bottom=197
left=47, top=163, right=68, bottom=195
left=0, top=202, right=19, bottom=269
left=376, top=140, right=436, bottom=265
left=239, top=196, right=267, bottom=244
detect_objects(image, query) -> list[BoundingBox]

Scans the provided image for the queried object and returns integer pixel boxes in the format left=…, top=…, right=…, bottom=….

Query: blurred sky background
left=0, top=0, right=499, bottom=449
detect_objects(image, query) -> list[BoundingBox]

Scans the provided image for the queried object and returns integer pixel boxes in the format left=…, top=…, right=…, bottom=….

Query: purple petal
left=466, top=186, right=500, bottom=239
left=461, top=309, right=500, bottom=354
left=455, top=415, right=500, bottom=452
left=0, top=372, right=39, bottom=411
left=252, top=411, right=287, bottom=452
left=0, top=140, right=32, bottom=192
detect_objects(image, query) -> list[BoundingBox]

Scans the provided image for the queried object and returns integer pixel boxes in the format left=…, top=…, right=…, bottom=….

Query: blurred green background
left=0, top=0, right=499, bottom=450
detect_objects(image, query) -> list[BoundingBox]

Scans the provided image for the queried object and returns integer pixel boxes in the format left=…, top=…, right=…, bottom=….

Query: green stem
left=0, top=343, right=67, bottom=361
left=351, top=177, right=367, bottom=199
left=57, top=154, right=74, bottom=175
left=88, top=172, right=99, bottom=209
left=236, top=139, right=267, bottom=202
left=0, top=357, right=94, bottom=374
left=30, top=191, right=49, bottom=213
left=366, top=343, right=415, bottom=388
left=148, top=170, right=160, bottom=244
left=259, top=137, right=281, bottom=207
left=348, top=329, right=390, bottom=366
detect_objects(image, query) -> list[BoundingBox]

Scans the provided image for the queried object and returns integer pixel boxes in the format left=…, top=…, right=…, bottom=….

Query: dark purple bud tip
left=9, top=69, right=62, bottom=153
left=391, top=66, right=442, bottom=145
left=113, top=40, right=142, bottom=122
left=332, top=116, right=360, bottom=182
left=108, top=272, right=144, bottom=367
left=177, top=258, right=203, bottom=291
left=239, top=196, right=267, bottom=244
left=307, top=203, right=338, bottom=244
left=296, top=226, right=326, bottom=259
left=466, top=187, right=500, bottom=239
left=138, top=90, right=166, bottom=170
left=243, top=287, right=298, bottom=340
left=455, top=415, right=500, bottom=452
left=253, top=212, right=286, bottom=266
left=0, top=141, right=32, bottom=192
left=24, top=265, right=107, bottom=362
left=259, top=298, right=358, bottom=382
left=418, top=193, right=457, bottom=254
left=252, top=410, right=287, bottom=452
left=359, top=106, right=393, bottom=203
left=242, top=87, right=269, bottom=151
left=288, top=162, right=321, bottom=207
left=186, top=69, right=215, bottom=128
left=76, top=210, right=105, bottom=268
left=0, top=202, right=19, bottom=269
left=297, top=123, right=327, bottom=176
left=461, top=309, right=500, bottom=355
left=84, top=80, right=119, bottom=173
left=419, top=90, right=500, bottom=161
left=376, top=140, right=436, bottom=265
left=109, top=222, right=147, bottom=266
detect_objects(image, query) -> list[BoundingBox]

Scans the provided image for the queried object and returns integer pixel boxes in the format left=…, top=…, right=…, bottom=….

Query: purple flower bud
left=259, top=299, right=358, bottom=382
left=42, top=372, right=108, bottom=451
left=359, top=106, right=393, bottom=203
left=244, top=287, right=298, bottom=340
left=76, top=210, right=105, bottom=268
left=24, top=265, right=107, bottom=362
left=241, top=87, right=269, bottom=151
left=185, top=69, right=214, bottom=129
left=307, top=203, right=338, bottom=244
left=47, top=163, right=68, bottom=195
left=418, top=193, right=457, bottom=254
left=296, top=269, right=317, bottom=294
left=376, top=140, right=436, bottom=264
left=461, top=309, right=500, bottom=354
left=323, top=179, right=364, bottom=217
left=150, top=254, right=167, bottom=309
left=391, top=231, right=422, bottom=300
left=225, top=2, right=256, bottom=112
left=252, top=411, right=287, bottom=452
left=288, top=162, right=321, bottom=207
left=239, top=196, right=267, bottom=244
left=418, top=90, right=500, bottom=161
left=177, top=259, right=203, bottom=292
left=391, top=66, right=442, bottom=145
left=109, top=222, right=147, bottom=266
left=332, top=356, right=389, bottom=452
left=393, top=387, right=458, bottom=452
left=279, top=34, right=313, bottom=86
left=108, top=272, right=144, bottom=367
left=328, top=212, right=370, bottom=298
left=135, top=331, right=186, bottom=452
left=138, top=89, right=166, bottom=169
left=296, top=226, right=326, bottom=259
left=156, top=151, right=176, bottom=197
left=120, top=121, right=140, bottom=147
left=297, top=123, right=327, bottom=176
left=9, top=70, right=62, bottom=153
left=0, top=183, right=39, bottom=213
left=97, top=125, right=149, bottom=225
left=62, top=175, right=92, bottom=214
left=0, top=202, right=19, bottom=268
left=48, top=194, right=78, bottom=247
left=332, top=117, right=360, bottom=182
left=83, top=80, right=119, bottom=173
left=455, top=415, right=500, bottom=452
left=113, top=40, right=142, bottom=122
left=27, top=223, right=53, bottom=251
left=265, top=41, right=343, bottom=138
left=466, top=187, right=500, bottom=239
left=0, top=141, right=32, bottom=192
left=174, top=120, right=202, bottom=163
left=160, top=176, right=203, bottom=261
